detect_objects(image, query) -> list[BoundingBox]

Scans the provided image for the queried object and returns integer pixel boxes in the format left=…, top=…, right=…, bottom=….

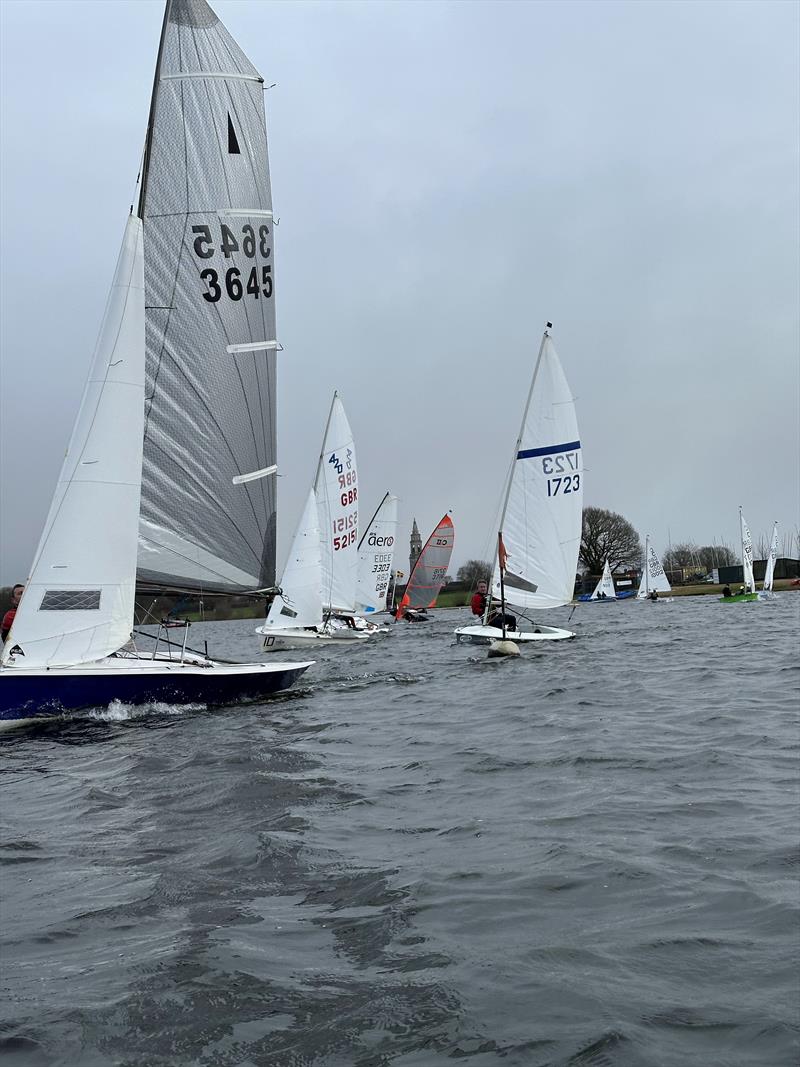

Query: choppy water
left=1, top=595, right=798, bottom=1066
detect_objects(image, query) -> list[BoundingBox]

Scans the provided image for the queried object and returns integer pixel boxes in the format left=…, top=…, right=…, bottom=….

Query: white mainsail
left=313, top=393, right=359, bottom=614
left=590, top=560, right=617, bottom=599
left=740, top=509, right=755, bottom=593
left=491, top=330, right=582, bottom=611
left=636, top=536, right=672, bottom=598
left=355, top=493, right=399, bottom=614
left=137, top=0, right=279, bottom=594
left=763, top=521, right=780, bottom=592
left=2, top=217, right=145, bottom=668
left=263, top=489, right=323, bottom=631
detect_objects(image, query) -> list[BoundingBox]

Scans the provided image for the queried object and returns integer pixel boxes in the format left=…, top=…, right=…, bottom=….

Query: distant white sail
left=263, top=489, right=322, bottom=631
left=2, top=217, right=145, bottom=668
left=314, top=393, right=358, bottom=614
left=740, top=510, right=755, bottom=593
left=590, top=560, right=617, bottom=599
left=763, top=521, right=779, bottom=592
left=636, top=537, right=672, bottom=598
left=492, top=333, right=582, bottom=610
left=355, top=493, right=398, bottom=614
left=398, top=514, right=454, bottom=615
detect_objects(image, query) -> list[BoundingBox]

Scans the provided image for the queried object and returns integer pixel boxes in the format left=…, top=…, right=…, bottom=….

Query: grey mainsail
left=137, top=0, right=278, bottom=593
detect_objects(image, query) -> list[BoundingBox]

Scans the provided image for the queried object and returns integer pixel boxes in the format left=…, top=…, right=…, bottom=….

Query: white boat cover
left=2, top=217, right=145, bottom=668
left=313, top=393, right=359, bottom=614
left=636, top=537, right=672, bottom=598
left=355, top=492, right=398, bottom=614
left=763, top=521, right=779, bottom=592
left=263, top=489, right=323, bottom=631
left=493, top=334, right=582, bottom=610
left=590, top=560, right=617, bottom=599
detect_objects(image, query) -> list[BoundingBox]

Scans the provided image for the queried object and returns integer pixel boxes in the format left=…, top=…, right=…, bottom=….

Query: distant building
left=718, top=557, right=800, bottom=585
left=409, top=518, right=422, bottom=575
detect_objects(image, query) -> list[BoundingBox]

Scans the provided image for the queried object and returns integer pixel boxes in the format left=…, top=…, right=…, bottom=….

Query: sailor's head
left=477, top=581, right=487, bottom=594
left=11, top=584, right=23, bottom=604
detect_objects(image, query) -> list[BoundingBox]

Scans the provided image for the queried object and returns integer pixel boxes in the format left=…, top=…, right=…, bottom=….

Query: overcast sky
left=1, top=0, right=798, bottom=585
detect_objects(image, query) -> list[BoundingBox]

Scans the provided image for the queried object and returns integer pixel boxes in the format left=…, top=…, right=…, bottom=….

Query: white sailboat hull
left=454, top=623, right=575, bottom=644
left=256, top=625, right=370, bottom=651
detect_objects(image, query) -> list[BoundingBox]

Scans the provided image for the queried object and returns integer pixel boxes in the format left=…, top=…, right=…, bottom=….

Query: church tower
left=409, top=518, right=422, bottom=575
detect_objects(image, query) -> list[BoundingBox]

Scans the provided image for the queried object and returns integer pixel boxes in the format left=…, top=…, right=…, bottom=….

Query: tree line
left=456, top=506, right=797, bottom=584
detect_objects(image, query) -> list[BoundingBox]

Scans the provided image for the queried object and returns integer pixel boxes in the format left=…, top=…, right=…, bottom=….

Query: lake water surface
left=1, top=595, right=798, bottom=1066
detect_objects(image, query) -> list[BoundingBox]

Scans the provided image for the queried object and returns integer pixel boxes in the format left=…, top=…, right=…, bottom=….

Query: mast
left=314, top=392, right=338, bottom=617
left=644, top=534, right=650, bottom=596
left=484, top=323, right=551, bottom=623
left=136, top=0, right=171, bottom=219
left=739, top=505, right=745, bottom=590
left=357, top=491, right=390, bottom=551
left=313, top=392, right=339, bottom=491
left=498, top=532, right=507, bottom=638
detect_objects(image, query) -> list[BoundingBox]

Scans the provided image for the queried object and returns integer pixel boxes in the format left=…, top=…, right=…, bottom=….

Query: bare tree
left=456, top=559, right=492, bottom=585
left=580, top=507, right=642, bottom=575
left=696, top=544, right=736, bottom=570
left=662, top=542, right=699, bottom=570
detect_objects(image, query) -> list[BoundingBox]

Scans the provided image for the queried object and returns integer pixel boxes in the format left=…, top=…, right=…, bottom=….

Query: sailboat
left=636, top=536, right=672, bottom=601
left=395, top=514, right=454, bottom=620
left=355, top=492, right=399, bottom=616
left=578, top=560, right=618, bottom=602
left=720, top=508, right=758, bottom=603
left=257, top=393, right=367, bottom=649
left=0, top=0, right=312, bottom=721
left=454, top=325, right=582, bottom=644
left=760, top=521, right=780, bottom=598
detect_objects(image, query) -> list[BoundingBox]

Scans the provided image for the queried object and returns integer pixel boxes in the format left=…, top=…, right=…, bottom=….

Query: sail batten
left=137, top=0, right=278, bottom=592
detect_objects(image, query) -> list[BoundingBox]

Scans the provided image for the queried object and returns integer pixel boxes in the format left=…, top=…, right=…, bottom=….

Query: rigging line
left=141, top=439, right=264, bottom=570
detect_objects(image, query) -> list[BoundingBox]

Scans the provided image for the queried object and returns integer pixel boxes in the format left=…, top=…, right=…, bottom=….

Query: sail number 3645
left=192, top=223, right=273, bottom=303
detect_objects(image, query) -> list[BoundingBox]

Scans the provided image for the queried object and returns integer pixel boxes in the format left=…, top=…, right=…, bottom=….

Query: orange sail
left=396, top=514, right=454, bottom=619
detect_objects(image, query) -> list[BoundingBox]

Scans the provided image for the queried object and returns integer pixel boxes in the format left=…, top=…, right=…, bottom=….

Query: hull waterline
left=0, top=658, right=313, bottom=722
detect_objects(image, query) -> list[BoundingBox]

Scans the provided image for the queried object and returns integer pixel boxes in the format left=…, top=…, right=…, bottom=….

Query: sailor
left=722, top=585, right=732, bottom=597
left=1, top=583, right=23, bottom=643
left=648, top=590, right=658, bottom=601
left=471, top=581, right=488, bottom=616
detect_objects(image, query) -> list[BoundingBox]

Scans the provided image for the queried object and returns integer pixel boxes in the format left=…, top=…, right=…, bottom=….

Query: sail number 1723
left=543, top=450, right=580, bottom=496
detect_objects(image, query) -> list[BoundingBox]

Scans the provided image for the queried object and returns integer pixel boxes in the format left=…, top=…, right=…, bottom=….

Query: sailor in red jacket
left=1, top=583, right=24, bottom=643
left=470, top=581, right=488, bottom=617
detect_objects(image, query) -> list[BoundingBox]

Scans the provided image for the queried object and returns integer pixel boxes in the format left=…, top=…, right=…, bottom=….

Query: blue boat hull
left=0, top=664, right=311, bottom=722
